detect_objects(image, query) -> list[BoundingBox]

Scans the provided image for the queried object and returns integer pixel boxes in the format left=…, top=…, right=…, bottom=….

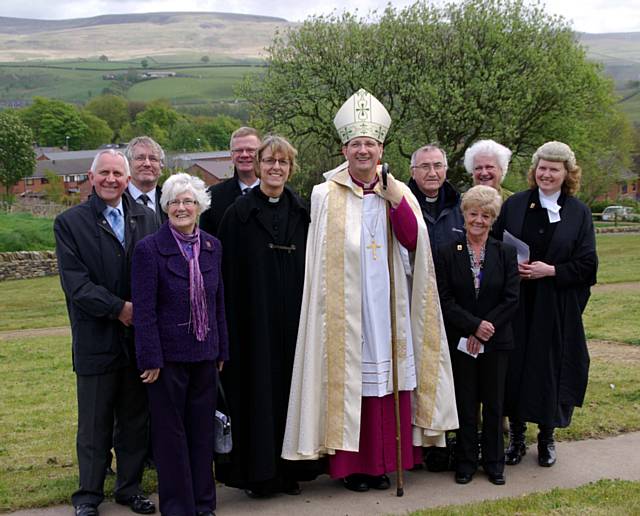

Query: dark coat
left=54, top=192, right=157, bottom=375
left=216, top=185, right=310, bottom=488
left=436, top=237, right=520, bottom=352
left=199, top=172, right=243, bottom=236
left=408, top=178, right=464, bottom=252
left=493, top=189, right=598, bottom=427
left=124, top=185, right=168, bottom=229
left=131, top=222, right=230, bottom=371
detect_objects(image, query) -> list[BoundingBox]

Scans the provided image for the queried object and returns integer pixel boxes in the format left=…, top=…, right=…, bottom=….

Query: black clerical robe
left=216, top=185, right=314, bottom=489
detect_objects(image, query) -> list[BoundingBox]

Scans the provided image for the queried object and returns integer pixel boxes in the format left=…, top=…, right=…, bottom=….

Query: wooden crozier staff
left=382, top=163, right=404, bottom=497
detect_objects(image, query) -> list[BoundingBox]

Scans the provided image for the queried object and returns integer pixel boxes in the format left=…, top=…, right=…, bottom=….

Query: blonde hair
left=527, top=141, right=581, bottom=196
left=461, top=185, right=502, bottom=220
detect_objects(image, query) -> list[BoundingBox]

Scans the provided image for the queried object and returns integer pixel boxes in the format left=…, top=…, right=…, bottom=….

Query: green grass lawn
left=0, top=336, right=156, bottom=511
left=0, top=213, right=55, bottom=252
left=584, top=291, right=640, bottom=345
left=0, top=276, right=67, bottom=331
left=595, top=233, right=640, bottom=284
left=414, top=478, right=640, bottom=515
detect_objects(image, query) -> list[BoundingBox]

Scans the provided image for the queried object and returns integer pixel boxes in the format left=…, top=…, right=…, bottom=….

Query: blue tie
left=108, top=208, right=125, bottom=247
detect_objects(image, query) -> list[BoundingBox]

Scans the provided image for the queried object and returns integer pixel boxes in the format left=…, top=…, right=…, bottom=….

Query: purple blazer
left=131, top=222, right=230, bottom=370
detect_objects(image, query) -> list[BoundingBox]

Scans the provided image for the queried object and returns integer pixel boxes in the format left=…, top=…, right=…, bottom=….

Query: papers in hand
left=503, top=230, right=530, bottom=264
left=457, top=337, right=484, bottom=358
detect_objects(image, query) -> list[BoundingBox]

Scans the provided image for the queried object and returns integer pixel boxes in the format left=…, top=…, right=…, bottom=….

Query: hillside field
left=0, top=59, right=263, bottom=104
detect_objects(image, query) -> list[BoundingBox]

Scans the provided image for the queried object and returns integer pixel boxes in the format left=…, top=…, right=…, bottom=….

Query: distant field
left=127, top=66, right=263, bottom=103
left=618, top=89, right=640, bottom=124
left=0, top=59, right=263, bottom=104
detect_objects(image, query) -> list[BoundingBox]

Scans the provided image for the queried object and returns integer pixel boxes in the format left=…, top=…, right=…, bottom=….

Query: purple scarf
left=169, top=223, right=209, bottom=342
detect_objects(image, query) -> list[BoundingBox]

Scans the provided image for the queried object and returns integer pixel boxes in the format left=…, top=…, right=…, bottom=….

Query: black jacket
left=408, top=178, right=464, bottom=252
left=54, top=192, right=157, bottom=375
left=199, top=172, right=244, bottom=236
left=436, top=237, right=520, bottom=352
left=124, top=184, right=167, bottom=230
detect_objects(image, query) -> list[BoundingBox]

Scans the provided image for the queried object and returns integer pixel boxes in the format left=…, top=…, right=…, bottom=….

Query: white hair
left=463, top=140, right=512, bottom=182
left=90, top=149, right=130, bottom=177
left=160, top=173, right=211, bottom=215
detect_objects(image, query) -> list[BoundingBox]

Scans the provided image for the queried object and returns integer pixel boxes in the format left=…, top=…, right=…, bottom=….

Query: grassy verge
left=584, top=291, right=640, bottom=345
left=0, top=276, right=68, bottom=332
left=413, top=479, right=640, bottom=515
left=0, top=336, right=156, bottom=512
left=595, top=233, right=640, bottom=284
left=0, top=213, right=55, bottom=252
left=0, top=335, right=637, bottom=510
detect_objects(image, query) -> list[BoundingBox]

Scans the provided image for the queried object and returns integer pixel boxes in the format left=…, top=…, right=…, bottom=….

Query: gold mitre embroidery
left=333, top=89, right=392, bottom=144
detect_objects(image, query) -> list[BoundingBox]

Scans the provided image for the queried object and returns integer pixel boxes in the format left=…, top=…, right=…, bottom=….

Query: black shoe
left=75, top=504, right=98, bottom=516
left=505, top=420, right=527, bottom=466
left=488, top=473, right=505, bottom=485
left=454, top=472, right=473, bottom=484
left=196, top=512, right=215, bottom=516
left=343, top=474, right=369, bottom=492
left=281, top=479, right=301, bottom=496
left=244, top=487, right=272, bottom=499
left=115, top=494, right=155, bottom=514
left=537, top=426, right=557, bottom=467
left=537, top=441, right=557, bottom=467
left=367, top=474, right=390, bottom=490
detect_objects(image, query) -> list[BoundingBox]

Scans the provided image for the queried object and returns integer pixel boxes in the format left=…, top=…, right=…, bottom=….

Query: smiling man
left=199, top=126, right=261, bottom=236
left=54, top=149, right=157, bottom=516
left=283, top=89, right=457, bottom=493
left=125, top=136, right=168, bottom=228
left=407, top=144, right=464, bottom=252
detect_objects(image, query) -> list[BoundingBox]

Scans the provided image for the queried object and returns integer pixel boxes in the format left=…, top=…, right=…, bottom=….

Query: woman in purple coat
left=132, top=173, right=229, bottom=516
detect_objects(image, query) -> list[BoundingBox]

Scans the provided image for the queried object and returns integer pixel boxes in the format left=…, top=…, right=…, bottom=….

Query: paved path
left=10, top=432, right=640, bottom=516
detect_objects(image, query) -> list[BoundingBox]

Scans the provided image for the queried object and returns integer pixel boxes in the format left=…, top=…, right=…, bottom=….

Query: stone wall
left=0, top=251, right=58, bottom=281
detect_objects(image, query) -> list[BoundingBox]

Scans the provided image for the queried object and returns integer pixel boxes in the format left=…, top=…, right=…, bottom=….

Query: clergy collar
left=349, top=172, right=379, bottom=195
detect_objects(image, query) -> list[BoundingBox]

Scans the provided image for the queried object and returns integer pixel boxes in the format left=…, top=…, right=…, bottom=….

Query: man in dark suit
left=55, top=150, right=157, bottom=516
left=125, top=136, right=168, bottom=229
left=199, top=126, right=261, bottom=236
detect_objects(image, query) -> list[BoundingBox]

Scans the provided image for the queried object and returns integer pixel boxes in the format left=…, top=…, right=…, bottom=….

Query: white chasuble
left=360, top=193, right=416, bottom=397
left=282, top=163, right=458, bottom=461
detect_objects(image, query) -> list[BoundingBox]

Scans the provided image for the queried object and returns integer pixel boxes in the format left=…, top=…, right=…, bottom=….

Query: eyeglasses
left=411, top=163, right=445, bottom=172
left=134, top=155, right=161, bottom=163
left=167, top=199, right=197, bottom=207
left=261, top=158, right=291, bottom=167
left=231, top=147, right=258, bottom=155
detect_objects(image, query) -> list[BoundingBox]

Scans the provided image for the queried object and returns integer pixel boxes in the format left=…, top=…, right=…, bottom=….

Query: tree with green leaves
left=78, top=110, right=113, bottom=149
left=0, top=111, right=35, bottom=196
left=19, top=97, right=87, bottom=150
left=85, top=94, right=129, bottom=139
left=240, top=0, right=631, bottom=198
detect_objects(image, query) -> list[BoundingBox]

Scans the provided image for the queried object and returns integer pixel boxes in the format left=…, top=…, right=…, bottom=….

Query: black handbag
left=214, top=384, right=232, bottom=454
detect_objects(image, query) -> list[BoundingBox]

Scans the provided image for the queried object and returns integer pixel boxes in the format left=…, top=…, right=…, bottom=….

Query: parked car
left=601, top=205, right=636, bottom=221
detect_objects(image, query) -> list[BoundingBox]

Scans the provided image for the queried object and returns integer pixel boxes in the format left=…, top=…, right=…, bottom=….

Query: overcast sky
left=0, top=0, right=637, bottom=34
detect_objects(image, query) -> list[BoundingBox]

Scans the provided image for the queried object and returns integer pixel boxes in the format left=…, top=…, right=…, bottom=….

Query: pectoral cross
left=367, top=239, right=382, bottom=260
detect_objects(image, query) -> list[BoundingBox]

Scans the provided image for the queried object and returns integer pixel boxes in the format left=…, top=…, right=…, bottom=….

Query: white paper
left=503, top=230, right=530, bottom=264
left=457, top=337, right=484, bottom=358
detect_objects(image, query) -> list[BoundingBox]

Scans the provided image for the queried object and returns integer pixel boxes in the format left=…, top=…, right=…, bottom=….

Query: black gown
left=216, top=186, right=319, bottom=490
left=493, top=189, right=598, bottom=428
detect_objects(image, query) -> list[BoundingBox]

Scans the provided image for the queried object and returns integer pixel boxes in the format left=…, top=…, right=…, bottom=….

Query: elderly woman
left=436, top=185, right=519, bottom=485
left=216, top=135, right=315, bottom=497
left=464, top=140, right=513, bottom=199
left=494, top=141, right=598, bottom=468
left=132, top=173, right=229, bottom=516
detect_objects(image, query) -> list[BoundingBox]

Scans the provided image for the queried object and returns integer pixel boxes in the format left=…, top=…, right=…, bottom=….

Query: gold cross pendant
left=367, top=239, right=382, bottom=260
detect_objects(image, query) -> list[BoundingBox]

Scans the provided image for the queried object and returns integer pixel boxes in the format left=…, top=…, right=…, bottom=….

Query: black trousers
left=147, top=361, right=218, bottom=516
left=452, top=349, right=508, bottom=476
left=73, top=366, right=149, bottom=506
